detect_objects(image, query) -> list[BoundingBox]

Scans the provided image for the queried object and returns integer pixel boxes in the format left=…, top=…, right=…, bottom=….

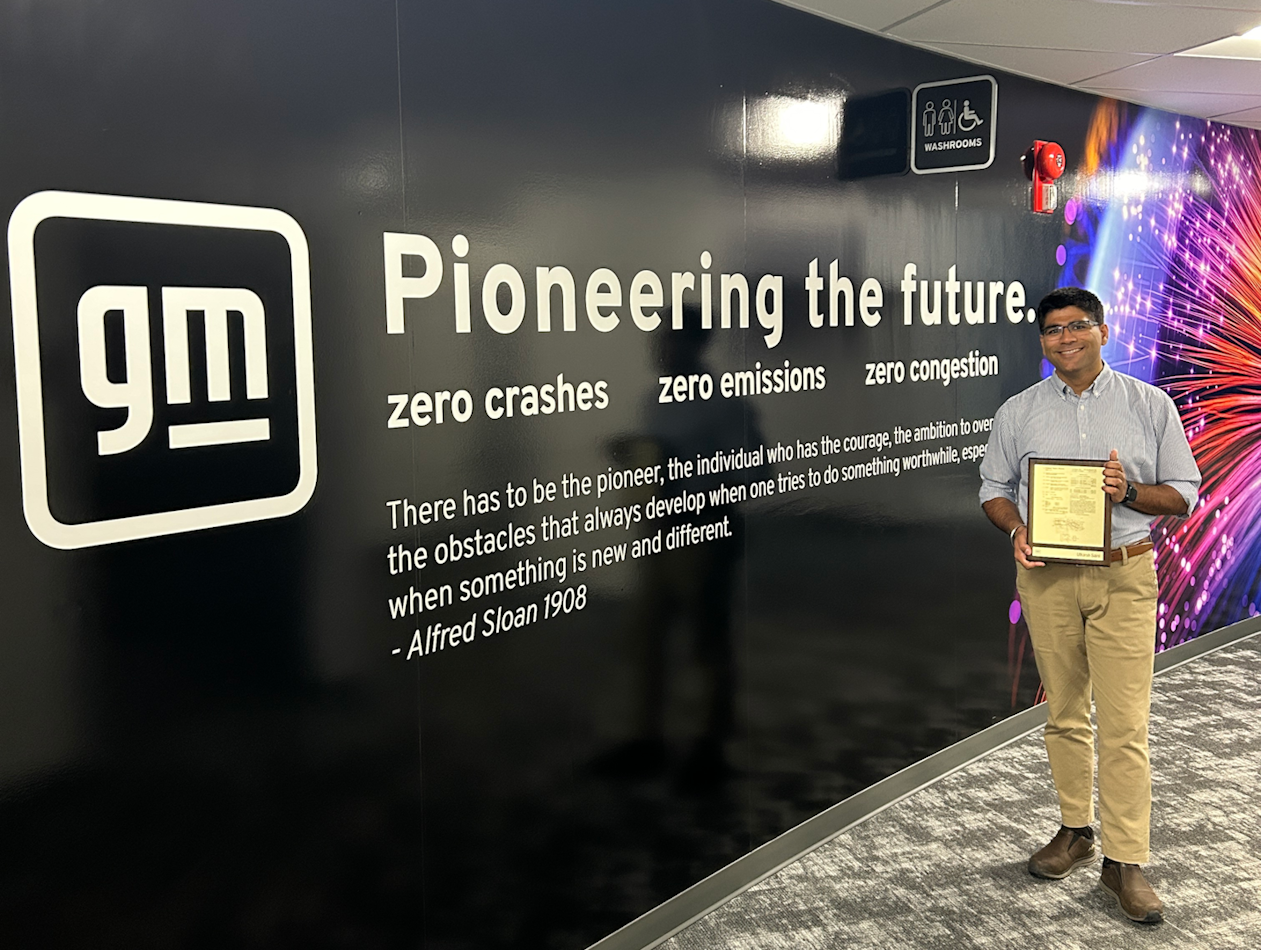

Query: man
left=979, top=287, right=1200, bottom=924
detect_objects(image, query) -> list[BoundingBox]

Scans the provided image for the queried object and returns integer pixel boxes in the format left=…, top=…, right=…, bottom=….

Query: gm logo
left=8, top=191, right=316, bottom=549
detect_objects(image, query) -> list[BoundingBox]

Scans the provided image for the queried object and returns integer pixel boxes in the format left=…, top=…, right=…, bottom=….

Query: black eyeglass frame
left=1040, top=319, right=1101, bottom=338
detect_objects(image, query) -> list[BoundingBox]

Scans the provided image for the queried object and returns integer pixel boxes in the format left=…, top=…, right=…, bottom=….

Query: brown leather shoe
left=1100, top=860, right=1164, bottom=924
left=1027, top=826, right=1096, bottom=879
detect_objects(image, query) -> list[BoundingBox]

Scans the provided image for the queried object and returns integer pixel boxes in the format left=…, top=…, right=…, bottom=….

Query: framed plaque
left=1027, top=458, right=1111, bottom=565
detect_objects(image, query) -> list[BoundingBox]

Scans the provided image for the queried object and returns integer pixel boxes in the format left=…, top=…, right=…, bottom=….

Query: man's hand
left=1011, top=524, right=1046, bottom=569
left=1103, top=449, right=1129, bottom=503
left=1101, top=448, right=1190, bottom=515
left=982, top=497, right=1045, bottom=569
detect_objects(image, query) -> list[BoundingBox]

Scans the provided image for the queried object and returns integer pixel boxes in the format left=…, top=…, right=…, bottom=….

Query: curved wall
left=1, top=1, right=1256, bottom=947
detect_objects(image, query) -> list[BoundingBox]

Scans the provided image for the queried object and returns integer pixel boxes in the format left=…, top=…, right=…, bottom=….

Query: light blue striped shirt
left=979, top=364, right=1201, bottom=546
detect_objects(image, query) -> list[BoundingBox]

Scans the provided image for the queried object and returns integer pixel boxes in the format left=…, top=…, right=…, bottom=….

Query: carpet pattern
left=663, top=635, right=1261, bottom=949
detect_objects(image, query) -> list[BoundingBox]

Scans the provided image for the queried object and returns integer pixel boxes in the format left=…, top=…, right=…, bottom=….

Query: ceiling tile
left=1098, top=0, right=1261, bottom=10
left=924, top=43, right=1155, bottom=83
left=782, top=0, right=1261, bottom=121
left=1210, top=104, right=1261, bottom=124
left=1082, top=86, right=1261, bottom=117
left=771, top=0, right=940, bottom=32
left=1086, top=52, right=1261, bottom=90
left=890, top=0, right=1261, bottom=54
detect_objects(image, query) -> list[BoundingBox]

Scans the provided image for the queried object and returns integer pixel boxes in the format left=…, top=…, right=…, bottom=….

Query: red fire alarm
left=1023, top=140, right=1065, bottom=214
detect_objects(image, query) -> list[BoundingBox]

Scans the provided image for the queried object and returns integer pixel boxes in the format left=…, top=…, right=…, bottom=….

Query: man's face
left=1040, top=305, right=1108, bottom=377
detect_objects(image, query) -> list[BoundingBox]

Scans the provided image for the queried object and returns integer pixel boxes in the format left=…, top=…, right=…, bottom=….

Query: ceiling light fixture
left=1176, top=24, right=1261, bottom=60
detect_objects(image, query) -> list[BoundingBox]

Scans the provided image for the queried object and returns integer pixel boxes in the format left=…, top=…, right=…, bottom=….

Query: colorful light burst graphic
left=1009, top=103, right=1261, bottom=705
left=1060, top=104, right=1261, bottom=650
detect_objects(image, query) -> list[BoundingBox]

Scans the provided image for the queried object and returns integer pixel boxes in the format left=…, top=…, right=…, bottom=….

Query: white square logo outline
left=8, top=190, right=317, bottom=549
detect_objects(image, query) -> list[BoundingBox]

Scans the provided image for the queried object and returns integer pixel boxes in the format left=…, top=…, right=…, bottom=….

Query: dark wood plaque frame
left=1027, top=457, right=1112, bottom=565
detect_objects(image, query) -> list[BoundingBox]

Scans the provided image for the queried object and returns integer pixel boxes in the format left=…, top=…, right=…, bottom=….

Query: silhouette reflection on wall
left=594, top=307, right=765, bottom=788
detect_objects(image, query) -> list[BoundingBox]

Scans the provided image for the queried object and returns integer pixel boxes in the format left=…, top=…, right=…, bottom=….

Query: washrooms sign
left=7, top=192, right=317, bottom=549
left=912, top=75, right=997, bottom=174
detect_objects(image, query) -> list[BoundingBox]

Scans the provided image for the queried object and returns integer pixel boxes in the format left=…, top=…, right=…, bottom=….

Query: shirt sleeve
left=978, top=401, right=1020, bottom=507
left=1153, top=390, right=1201, bottom=516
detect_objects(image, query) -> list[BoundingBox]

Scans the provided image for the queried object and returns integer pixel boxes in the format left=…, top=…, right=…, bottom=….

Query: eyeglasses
left=1041, top=320, right=1099, bottom=338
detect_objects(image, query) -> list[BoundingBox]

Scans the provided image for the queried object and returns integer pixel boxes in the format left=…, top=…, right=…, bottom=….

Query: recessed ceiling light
left=1176, top=26, right=1261, bottom=60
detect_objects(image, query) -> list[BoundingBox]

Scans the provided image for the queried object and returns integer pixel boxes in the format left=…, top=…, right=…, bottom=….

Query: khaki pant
left=1016, top=551, right=1159, bottom=864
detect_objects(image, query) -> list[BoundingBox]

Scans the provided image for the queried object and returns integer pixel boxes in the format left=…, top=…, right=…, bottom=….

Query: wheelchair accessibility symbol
left=958, top=100, right=983, bottom=132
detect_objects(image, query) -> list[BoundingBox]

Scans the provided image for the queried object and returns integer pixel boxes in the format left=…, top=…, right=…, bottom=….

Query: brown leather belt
left=1107, top=540, right=1153, bottom=562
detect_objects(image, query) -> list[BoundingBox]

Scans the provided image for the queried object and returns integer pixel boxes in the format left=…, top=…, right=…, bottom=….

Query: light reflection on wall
left=743, top=95, right=843, bottom=164
left=1067, top=168, right=1213, bottom=205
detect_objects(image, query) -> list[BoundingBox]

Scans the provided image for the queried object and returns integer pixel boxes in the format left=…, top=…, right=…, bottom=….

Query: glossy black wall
left=0, top=1, right=1100, bottom=947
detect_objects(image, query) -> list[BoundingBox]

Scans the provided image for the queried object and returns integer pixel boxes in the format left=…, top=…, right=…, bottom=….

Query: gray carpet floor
left=663, top=634, right=1261, bottom=949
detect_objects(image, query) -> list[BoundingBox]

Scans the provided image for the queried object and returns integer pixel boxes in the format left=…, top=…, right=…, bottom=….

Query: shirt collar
left=1049, top=362, right=1113, bottom=399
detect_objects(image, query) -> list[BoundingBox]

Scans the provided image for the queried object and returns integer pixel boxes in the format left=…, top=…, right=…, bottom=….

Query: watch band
left=1123, top=483, right=1138, bottom=505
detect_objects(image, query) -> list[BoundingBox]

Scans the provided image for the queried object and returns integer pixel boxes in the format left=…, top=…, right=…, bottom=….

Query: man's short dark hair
left=1036, top=287, right=1105, bottom=330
